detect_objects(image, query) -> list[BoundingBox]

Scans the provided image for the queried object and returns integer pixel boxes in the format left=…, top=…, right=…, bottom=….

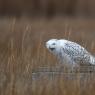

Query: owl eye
left=52, top=43, right=56, bottom=45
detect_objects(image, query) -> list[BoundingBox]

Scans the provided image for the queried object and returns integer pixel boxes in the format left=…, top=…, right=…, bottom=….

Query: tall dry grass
left=0, top=17, right=95, bottom=95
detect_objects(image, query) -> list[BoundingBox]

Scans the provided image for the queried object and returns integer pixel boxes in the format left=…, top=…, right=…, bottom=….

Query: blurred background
left=0, top=0, right=95, bottom=18
left=0, top=0, right=95, bottom=95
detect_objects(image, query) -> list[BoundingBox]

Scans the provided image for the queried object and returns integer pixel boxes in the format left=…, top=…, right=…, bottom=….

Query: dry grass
left=0, top=17, right=95, bottom=95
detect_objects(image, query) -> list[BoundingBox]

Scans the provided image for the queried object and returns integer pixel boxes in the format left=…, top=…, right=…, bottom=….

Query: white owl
left=46, top=39, right=95, bottom=68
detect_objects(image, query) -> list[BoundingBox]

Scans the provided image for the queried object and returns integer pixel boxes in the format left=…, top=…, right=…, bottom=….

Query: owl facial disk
left=46, top=39, right=58, bottom=51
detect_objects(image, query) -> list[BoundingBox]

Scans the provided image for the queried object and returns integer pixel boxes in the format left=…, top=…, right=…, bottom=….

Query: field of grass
left=0, top=17, right=95, bottom=95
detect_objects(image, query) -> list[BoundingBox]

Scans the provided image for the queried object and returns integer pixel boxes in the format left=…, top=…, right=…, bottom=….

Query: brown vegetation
left=0, top=17, right=95, bottom=95
left=0, top=0, right=95, bottom=17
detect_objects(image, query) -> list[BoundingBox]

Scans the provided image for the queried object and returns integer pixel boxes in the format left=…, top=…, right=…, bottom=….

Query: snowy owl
left=46, top=39, right=95, bottom=67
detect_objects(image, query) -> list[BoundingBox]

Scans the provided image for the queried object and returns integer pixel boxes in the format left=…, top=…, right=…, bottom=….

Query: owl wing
left=63, top=41, right=90, bottom=64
